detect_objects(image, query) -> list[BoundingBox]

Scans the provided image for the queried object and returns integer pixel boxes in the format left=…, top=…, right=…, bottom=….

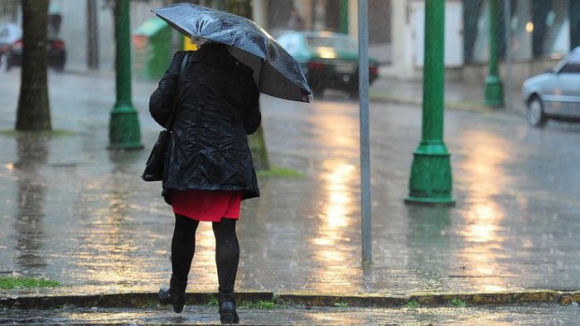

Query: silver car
left=522, top=47, right=580, bottom=127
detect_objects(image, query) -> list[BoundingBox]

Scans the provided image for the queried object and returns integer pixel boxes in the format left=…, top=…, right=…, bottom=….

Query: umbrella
left=152, top=3, right=312, bottom=103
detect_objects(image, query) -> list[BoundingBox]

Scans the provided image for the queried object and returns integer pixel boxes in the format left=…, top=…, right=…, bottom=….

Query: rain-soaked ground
left=1, top=68, right=580, bottom=324
left=2, top=304, right=580, bottom=325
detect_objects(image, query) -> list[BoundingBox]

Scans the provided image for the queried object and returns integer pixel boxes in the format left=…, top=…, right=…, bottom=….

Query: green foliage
left=450, top=298, right=467, bottom=307
left=142, top=299, right=159, bottom=308
left=0, top=277, right=59, bottom=289
left=0, top=129, right=74, bottom=137
left=406, top=299, right=419, bottom=308
left=207, top=295, right=219, bottom=306
left=207, top=296, right=277, bottom=309
left=221, top=0, right=252, bottom=18
left=334, top=301, right=349, bottom=307
left=257, top=166, right=303, bottom=177
left=241, top=300, right=277, bottom=309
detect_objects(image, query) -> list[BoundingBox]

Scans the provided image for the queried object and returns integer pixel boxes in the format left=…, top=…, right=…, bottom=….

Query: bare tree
left=15, top=0, right=51, bottom=131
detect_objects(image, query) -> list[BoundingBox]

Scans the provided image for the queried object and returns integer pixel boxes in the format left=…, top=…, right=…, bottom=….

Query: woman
left=149, top=38, right=261, bottom=324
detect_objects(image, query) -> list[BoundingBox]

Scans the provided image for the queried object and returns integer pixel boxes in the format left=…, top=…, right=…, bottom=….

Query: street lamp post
left=109, top=0, right=143, bottom=149
left=340, top=0, right=348, bottom=34
left=484, top=0, right=504, bottom=107
left=405, top=0, right=454, bottom=206
left=358, top=0, right=371, bottom=265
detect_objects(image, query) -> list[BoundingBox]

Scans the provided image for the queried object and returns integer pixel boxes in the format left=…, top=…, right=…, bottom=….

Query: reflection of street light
left=456, top=131, right=510, bottom=292
left=310, top=159, right=355, bottom=292
left=308, top=105, right=358, bottom=291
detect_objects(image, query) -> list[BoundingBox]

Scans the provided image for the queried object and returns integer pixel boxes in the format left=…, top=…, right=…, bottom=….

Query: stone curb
left=2, top=290, right=579, bottom=310
left=278, top=290, right=580, bottom=307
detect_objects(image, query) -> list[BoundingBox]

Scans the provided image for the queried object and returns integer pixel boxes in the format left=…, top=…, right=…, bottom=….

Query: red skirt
left=171, top=189, right=242, bottom=222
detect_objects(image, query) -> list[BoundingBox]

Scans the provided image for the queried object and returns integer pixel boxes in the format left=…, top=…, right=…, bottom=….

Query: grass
left=406, top=299, right=420, bottom=308
left=257, top=166, right=303, bottom=178
left=0, top=276, right=59, bottom=289
left=334, top=302, right=349, bottom=307
left=241, top=300, right=277, bottom=309
left=207, top=295, right=219, bottom=306
left=0, top=129, right=74, bottom=137
left=207, top=296, right=278, bottom=310
left=450, top=298, right=467, bottom=307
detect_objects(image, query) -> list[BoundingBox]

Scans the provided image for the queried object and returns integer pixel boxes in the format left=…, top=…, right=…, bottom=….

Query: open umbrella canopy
left=152, top=3, right=312, bottom=103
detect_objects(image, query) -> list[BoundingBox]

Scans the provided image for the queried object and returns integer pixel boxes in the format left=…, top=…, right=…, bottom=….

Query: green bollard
left=406, top=0, right=454, bottom=205
left=109, top=0, right=143, bottom=150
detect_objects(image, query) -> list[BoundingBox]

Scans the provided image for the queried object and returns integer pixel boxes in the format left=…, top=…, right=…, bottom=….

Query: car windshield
left=552, top=50, right=580, bottom=73
left=305, top=35, right=357, bottom=52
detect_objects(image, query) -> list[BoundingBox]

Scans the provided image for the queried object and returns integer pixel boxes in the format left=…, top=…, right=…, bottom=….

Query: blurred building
left=0, top=0, right=18, bottom=24
left=0, top=0, right=578, bottom=86
left=259, top=0, right=580, bottom=84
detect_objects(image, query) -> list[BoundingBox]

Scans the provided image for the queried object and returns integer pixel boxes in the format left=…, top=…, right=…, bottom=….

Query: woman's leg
left=213, top=218, right=240, bottom=323
left=172, top=214, right=199, bottom=282
left=212, top=218, right=239, bottom=295
left=159, top=213, right=199, bottom=313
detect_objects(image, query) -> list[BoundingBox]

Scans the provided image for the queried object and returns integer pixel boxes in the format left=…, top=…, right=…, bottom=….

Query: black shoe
left=159, top=275, right=187, bottom=313
left=219, top=299, right=239, bottom=324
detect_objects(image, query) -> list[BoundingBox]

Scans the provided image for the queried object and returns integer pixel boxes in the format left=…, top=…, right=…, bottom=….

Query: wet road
left=1, top=69, right=580, bottom=300
left=260, top=92, right=580, bottom=295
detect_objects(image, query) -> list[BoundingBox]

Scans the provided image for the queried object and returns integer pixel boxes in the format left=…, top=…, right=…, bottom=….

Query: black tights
left=171, top=214, right=239, bottom=294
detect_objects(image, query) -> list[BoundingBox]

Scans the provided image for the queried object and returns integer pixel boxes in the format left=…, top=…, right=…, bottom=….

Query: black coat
left=149, top=45, right=261, bottom=201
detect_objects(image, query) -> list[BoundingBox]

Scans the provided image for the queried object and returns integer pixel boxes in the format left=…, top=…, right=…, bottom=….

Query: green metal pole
left=484, top=0, right=504, bottom=107
left=406, top=0, right=454, bottom=205
left=109, top=0, right=143, bottom=149
left=339, top=0, right=348, bottom=34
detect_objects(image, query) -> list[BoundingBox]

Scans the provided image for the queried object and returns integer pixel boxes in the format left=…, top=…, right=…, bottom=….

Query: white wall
left=381, top=0, right=416, bottom=79
left=381, top=0, right=464, bottom=80
left=412, top=0, right=464, bottom=67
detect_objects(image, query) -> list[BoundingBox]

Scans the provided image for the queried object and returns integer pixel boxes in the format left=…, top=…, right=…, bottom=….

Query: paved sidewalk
left=369, top=75, right=526, bottom=114
left=1, top=70, right=580, bottom=324
left=3, top=303, right=580, bottom=325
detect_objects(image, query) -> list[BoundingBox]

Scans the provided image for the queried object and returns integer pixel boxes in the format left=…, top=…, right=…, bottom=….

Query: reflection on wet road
left=13, top=136, right=49, bottom=271
left=456, top=131, right=511, bottom=292
left=1, top=71, right=580, bottom=297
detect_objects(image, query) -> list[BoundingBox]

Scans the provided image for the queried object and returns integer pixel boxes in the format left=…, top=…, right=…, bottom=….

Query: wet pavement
left=3, top=303, right=580, bottom=325
left=1, top=68, right=580, bottom=324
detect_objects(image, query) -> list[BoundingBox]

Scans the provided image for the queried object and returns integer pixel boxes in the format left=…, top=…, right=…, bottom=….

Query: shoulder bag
left=141, top=51, right=191, bottom=182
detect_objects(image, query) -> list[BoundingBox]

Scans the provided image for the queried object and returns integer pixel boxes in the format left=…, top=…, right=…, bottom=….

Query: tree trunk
left=15, top=0, right=51, bottom=131
left=229, top=0, right=270, bottom=170
left=87, top=0, right=99, bottom=69
left=248, top=126, right=270, bottom=170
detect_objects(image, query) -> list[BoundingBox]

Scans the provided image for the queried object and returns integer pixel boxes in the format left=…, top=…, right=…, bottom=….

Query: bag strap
left=166, top=51, right=191, bottom=130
